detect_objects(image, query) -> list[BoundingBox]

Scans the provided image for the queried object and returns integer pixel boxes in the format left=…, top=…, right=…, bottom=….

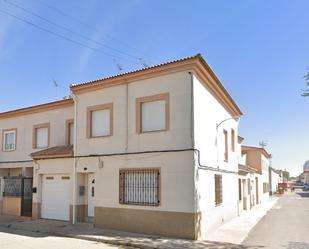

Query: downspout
left=72, top=93, right=78, bottom=225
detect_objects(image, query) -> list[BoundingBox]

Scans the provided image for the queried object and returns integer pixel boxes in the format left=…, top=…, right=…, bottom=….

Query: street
left=243, top=190, right=309, bottom=249
left=0, top=227, right=126, bottom=249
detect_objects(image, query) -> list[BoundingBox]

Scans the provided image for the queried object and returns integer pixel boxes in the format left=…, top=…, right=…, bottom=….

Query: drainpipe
left=72, top=93, right=78, bottom=225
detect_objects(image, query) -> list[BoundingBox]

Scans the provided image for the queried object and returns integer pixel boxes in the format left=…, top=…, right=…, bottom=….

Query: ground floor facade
left=0, top=150, right=248, bottom=240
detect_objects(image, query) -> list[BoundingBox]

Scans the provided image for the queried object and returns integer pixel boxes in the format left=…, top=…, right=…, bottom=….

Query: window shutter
left=36, top=127, right=48, bottom=148
left=142, top=100, right=166, bottom=132
left=91, top=109, right=110, bottom=137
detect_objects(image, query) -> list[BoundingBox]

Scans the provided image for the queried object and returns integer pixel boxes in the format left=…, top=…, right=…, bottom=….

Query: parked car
left=303, top=184, right=309, bottom=191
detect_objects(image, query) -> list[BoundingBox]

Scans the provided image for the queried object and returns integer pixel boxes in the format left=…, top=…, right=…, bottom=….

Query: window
left=33, top=123, right=50, bottom=149
left=136, top=93, right=169, bottom=133
left=223, top=130, right=228, bottom=161
left=2, top=129, right=17, bottom=151
left=231, top=129, right=235, bottom=152
left=263, top=182, right=269, bottom=193
left=66, top=119, right=74, bottom=145
left=119, top=168, right=160, bottom=206
left=87, top=103, right=113, bottom=138
left=238, top=179, right=242, bottom=201
left=215, top=174, right=222, bottom=205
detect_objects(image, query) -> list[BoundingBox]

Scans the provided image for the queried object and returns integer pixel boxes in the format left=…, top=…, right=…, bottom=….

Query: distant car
left=303, top=184, right=309, bottom=191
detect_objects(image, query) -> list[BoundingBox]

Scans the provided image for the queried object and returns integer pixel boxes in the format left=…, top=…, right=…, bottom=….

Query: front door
left=21, top=178, right=33, bottom=217
left=87, top=174, right=95, bottom=217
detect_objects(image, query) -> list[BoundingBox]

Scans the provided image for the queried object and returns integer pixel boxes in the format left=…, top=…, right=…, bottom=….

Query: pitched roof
left=30, top=145, right=73, bottom=159
left=70, top=54, right=243, bottom=117
left=241, top=145, right=271, bottom=159
left=238, top=164, right=259, bottom=175
left=0, top=98, right=73, bottom=120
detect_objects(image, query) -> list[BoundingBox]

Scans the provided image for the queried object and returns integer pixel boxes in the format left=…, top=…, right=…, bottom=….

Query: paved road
left=0, top=227, right=127, bottom=249
left=243, top=190, right=309, bottom=249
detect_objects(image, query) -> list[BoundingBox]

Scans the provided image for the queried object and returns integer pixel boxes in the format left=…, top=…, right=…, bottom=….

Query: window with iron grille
left=119, top=169, right=160, bottom=206
left=215, top=174, right=222, bottom=206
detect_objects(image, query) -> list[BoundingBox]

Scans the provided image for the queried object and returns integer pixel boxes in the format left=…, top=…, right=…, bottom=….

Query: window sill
left=138, top=129, right=168, bottom=134
left=2, top=149, right=16, bottom=152
left=88, top=134, right=112, bottom=139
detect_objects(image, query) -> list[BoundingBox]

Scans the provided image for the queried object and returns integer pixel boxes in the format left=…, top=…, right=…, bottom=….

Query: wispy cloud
left=74, top=0, right=143, bottom=75
left=0, top=14, right=14, bottom=63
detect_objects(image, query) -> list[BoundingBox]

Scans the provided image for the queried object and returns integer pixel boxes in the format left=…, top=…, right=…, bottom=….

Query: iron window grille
left=119, top=168, right=160, bottom=206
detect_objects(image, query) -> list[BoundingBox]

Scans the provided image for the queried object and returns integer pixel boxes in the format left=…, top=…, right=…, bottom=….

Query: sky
left=0, top=0, right=308, bottom=176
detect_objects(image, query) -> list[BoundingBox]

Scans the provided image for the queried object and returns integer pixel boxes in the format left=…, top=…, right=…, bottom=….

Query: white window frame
left=2, top=129, right=17, bottom=152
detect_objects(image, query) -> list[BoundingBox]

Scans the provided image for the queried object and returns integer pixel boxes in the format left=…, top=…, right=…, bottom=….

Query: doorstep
left=0, top=217, right=242, bottom=249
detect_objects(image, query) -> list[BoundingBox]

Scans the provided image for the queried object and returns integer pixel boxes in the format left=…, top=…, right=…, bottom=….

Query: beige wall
left=77, top=151, right=195, bottom=213
left=245, top=151, right=262, bottom=173
left=75, top=72, right=192, bottom=156
left=32, top=158, right=73, bottom=204
left=0, top=106, right=74, bottom=162
left=2, top=197, right=21, bottom=216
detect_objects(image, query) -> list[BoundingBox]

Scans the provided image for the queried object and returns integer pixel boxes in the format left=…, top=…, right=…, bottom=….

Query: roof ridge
left=70, top=54, right=201, bottom=88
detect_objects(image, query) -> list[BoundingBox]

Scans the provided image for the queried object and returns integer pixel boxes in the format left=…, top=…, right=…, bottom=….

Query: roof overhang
left=0, top=99, right=74, bottom=120
left=31, top=145, right=73, bottom=160
left=70, top=54, right=243, bottom=117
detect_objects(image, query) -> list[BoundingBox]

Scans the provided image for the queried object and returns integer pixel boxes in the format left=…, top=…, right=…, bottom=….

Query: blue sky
left=0, top=0, right=308, bottom=175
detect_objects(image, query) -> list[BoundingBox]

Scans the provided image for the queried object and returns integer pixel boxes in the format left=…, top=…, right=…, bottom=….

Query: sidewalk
left=0, top=197, right=278, bottom=249
left=207, top=196, right=278, bottom=244
left=0, top=217, right=242, bottom=249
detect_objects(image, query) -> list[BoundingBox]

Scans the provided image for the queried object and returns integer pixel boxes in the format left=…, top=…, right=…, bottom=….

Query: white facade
left=0, top=55, right=244, bottom=240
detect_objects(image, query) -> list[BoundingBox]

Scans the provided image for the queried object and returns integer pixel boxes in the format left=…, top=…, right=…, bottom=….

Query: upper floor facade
left=0, top=54, right=242, bottom=170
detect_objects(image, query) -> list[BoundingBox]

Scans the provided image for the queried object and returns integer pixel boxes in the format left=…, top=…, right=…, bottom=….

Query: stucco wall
left=75, top=71, right=193, bottom=156
left=192, top=74, right=239, bottom=239
left=0, top=106, right=74, bottom=162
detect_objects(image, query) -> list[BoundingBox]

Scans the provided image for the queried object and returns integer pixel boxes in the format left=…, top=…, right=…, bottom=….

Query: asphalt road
left=0, top=227, right=128, bottom=249
left=243, top=190, right=309, bottom=249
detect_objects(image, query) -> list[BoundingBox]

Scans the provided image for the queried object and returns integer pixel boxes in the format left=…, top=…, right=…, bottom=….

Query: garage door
left=41, top=175, right=71, bottom=221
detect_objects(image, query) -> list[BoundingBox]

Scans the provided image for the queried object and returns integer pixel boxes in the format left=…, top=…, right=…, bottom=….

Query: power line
left=3, top=0, right=145, bottom=62
left=0, top=8, right=141, bottom=65
left=31, top=0, right=160, bottom=63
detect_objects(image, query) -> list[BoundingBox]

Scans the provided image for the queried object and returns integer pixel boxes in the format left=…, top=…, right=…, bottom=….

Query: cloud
left=0, top=14, right=14, bottom=62
left=74, top=0, right=144, bottom=74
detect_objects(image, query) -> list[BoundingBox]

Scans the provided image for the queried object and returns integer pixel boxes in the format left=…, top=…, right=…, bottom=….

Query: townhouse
left=0, top=99, right=74, bottom=217
left=237, top=136, right=259, bottom=213
left=0, top=54, right=244, bottom=240
left=269, top=167, right=282, bottom=195
left=241, top=146, right=271, bottom=206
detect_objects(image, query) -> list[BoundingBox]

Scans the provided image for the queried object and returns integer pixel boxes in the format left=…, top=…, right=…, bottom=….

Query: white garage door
left=41, top=175, right=71, bottom=221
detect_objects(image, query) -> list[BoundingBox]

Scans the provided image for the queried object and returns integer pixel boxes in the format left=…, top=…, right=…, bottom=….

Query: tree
left=302, top=71, right=309, bottom=97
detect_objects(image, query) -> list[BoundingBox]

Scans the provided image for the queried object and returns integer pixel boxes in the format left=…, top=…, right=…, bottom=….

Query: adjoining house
left=241, top=146, right=271, bottom=205
left=0, top=54, right=243, bottom=240
left=237, top=136, right=259, bottom=213
left=0, top=99, right=74, bottom=217
left=269, top=167, right=282, bottom=195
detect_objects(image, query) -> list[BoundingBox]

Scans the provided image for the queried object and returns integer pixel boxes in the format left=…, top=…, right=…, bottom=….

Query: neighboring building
left=0, top=54, right=243, bottom=240
left=0, top=99, right=74, bottom=217
left=302, top=161, right=309, bottom=184
left=241, top=146, right=271, bottom=204
left=269, top=167, right=282, bottom=195
left=237, top=136, right=259, bottom=214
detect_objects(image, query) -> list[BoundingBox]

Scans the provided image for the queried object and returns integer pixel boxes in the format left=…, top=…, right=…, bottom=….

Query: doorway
left=87, top=174, right=95, bottom=217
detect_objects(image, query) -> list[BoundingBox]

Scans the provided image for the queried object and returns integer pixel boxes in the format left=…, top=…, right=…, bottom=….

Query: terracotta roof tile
left=31, top=145, right=73, bottom=159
